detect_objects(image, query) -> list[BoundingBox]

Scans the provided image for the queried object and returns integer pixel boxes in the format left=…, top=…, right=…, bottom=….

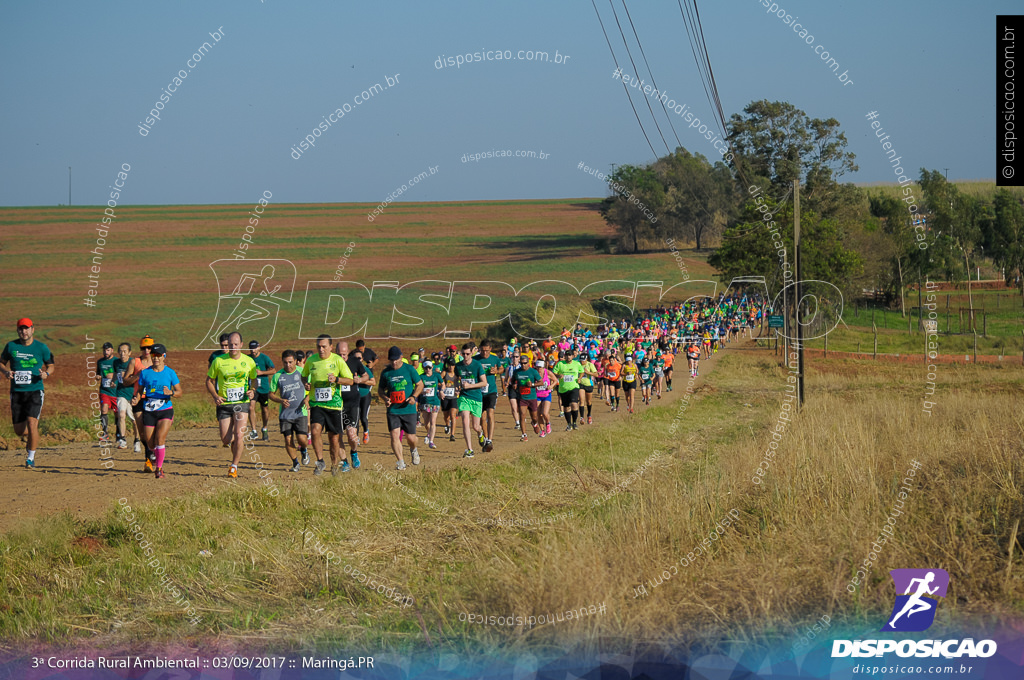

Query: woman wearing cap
left=418, top=360, right=442, bottom=449
left=439, top=361, right=459, bottom=441
left=132, top=344, right=181, bottom=479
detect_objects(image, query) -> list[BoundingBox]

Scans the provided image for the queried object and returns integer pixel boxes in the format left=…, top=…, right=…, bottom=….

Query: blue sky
left=0, top=0, right=1010, bottom=206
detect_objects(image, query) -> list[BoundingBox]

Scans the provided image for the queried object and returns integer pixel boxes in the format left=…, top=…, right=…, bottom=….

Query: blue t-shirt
left=137, top=366, right=179, bottom=412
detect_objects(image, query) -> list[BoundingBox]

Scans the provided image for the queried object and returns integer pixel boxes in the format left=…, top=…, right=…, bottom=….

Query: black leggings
left=359, top=393, right=371, bottom=432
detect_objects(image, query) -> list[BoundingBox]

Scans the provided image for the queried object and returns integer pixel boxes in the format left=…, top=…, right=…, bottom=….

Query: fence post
left=873, top=323, right=878, bottom=360
left=907, top=308, right=912, bottom=334
left=983, top=311, right=987, bottom=338
left=824, top=331, right=828, bottom=357
left=974, top=331, right=978, bottom=364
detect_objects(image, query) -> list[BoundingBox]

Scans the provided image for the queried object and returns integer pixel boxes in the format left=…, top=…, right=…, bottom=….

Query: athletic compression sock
left=154, top=445, right=166, bottom=469
left=100, top=413, right=109, bottom=435
left=587, top=404, right=593, bottom=417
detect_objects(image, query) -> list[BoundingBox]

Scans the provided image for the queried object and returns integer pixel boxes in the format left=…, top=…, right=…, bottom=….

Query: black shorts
left=440, top=397, right=457, bottom=411
left=608, top=379, right=621, bottom=390
left=341, top=400, right=361, bottom=430
left=558, top=389, right=580, bottom=407
left=386, top=411, right=417, bottom=434
left=481, top=392, right=498, bottom=410
left=622, top=381, right=637, bottom=393
left=507, top=386, right=517, bottom=400
left=254, top=392, right=270, bottom=406
left=310, top=406, right=343, bottom=435
left=280, top=417, right=309, bottom=436
left=217, top=403, right=249, bottom=420
left=10, top=390, right=43, bottom=423
left=142, top=408, right=174, bottom=428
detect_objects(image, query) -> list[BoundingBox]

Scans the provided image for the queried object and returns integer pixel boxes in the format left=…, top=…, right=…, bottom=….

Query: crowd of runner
left=1, top=294, right=766, bottom=477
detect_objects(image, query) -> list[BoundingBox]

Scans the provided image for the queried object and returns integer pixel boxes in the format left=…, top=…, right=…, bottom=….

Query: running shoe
left=117, top=437, right=127, bottom=449
left=514, top=421, right=521, bottom=430
left=301, top=450, right=310, bottom=466
left=520, top=434, right=528, bottom=441
left=449, top=433, right=456, bottom=442
left=463, top=449, right=474, bottom=458
left=261, top=428, right=270, bottom=442
left=428, top=440, right=436, bottom=449
left=412, top=448, right=420, bottom=465
left=478, top=433, right=486, bottom=446
left=483, top=440, right=493, bottom=453
left=25, top=458, right=34, bottom=469
left=444, top=424, right=450, bottom=435
left=331, top=464, right=340, bottom=477
left=362, top=432, right=369, bottom=444
left=565, top=424, right=572, bottom=432
left=145, top=459, right=154, bottom=473
left=340, top=460, right=351, bottom=473
left=588, top=416, right=593, bottom=424
left=539, top=431, right=547, bottom=438
left=289, top=461, right=300, bottom=472
left=396, top=460, right=407, bottom=470
left=155, top=468, right=165, bottom=479
left=314, top=460, right=326, bottom=476
left=629, top=408, right=634, bottom=414
left=248, top=430, right=259, bottom=441
left=351, top=451, right=361, bottom=469
left=134, top=440, right=141, bottom=453
left=228, top=466, right=238, bottom=478
left=546, top=424, right=552, bottom=435
left=533, top=423, right=540, bottom=434
left=572, top=424, right=578, bottom=430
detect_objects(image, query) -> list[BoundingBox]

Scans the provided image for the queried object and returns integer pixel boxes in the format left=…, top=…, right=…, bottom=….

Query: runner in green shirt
left=454, top=342, right=487, bottom=458
left=378, top=345, right=423, bottom=469
left=301, top=335, right=354, bottom=476
left=206, top=332, right=258, bottom=478
left=97, top=342, right=117, bottom=443
left=112, top=342, right=138, bottom=449
left=473, top=340, right=503, bottom=453
left=418, top=360, right=442, bottom=449
left=552, top=350, right=583, bottom=431
left=639, top=357, right=654, bottom=405
left=1, top=318, right=55, bottom=468
left=512, top=355, right=541, bottom=441
left=248, top=340, right=276, bottom=442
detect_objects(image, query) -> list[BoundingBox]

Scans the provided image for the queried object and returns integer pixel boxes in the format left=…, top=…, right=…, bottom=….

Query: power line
left=620, top=0, right=682, bottom=148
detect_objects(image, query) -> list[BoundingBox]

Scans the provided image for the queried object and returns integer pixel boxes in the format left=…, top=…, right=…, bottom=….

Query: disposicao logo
left=832, top=569, right=997, bottom=659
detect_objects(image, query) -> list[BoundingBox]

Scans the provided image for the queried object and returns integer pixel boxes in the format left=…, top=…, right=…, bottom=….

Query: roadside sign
left=768, top=315, right=784, bottom=328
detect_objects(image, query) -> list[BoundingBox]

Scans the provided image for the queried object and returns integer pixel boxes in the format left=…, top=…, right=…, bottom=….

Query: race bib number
left=12, top=370, right=31, bottom=385
left=424, top=386, right=435, bottom=397
left=340, top=384, right=352, bottom=392
left=144, top=398, right=167, bottom=411
left=314, top=387, right=333, bottom=402
left=443, top=387, right=456, bottom=398
left=116, top=370, right=125, bottom=385
left=481, top=383, right=489, bottom=394
left=519, top=385, right=532, bottom=396
left=101, top=377, right=113, bottom=388
left=225, top=386, right=245, bottom=402
left=389, top=390, right=406, bottom=405
left=461, top=379, right=475, bottom=390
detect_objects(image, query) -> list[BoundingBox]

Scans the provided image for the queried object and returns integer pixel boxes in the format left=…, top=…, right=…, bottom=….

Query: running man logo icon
left=881, top=568, right=950, bottom=632
left=196, top=259, right=297, bottom=350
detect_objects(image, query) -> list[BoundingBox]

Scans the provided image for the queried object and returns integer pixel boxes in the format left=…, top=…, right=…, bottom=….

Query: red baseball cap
left=16, top=318, right=32, bottom=328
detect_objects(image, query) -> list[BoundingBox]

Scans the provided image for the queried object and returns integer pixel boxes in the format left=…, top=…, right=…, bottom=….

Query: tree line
left=600, top=100, right=1024, bottom=305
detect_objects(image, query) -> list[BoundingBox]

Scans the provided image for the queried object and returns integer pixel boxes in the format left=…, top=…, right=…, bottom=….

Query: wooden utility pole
left=794, top=179, right=804, bottom=407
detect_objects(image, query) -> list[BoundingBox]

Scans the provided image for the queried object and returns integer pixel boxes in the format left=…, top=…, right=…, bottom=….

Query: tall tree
left=600, top=165, right=664, bottom=253
left=653, top=148, right=737, bottom=250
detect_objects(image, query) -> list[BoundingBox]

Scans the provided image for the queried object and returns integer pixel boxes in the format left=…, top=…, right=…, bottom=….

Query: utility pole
left=794, top=179, right=804, bottom=407
left=68, top=166, right=71, bottom=206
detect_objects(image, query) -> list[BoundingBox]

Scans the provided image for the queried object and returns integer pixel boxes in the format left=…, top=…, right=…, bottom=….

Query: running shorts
left=559, top=389, right=580, bottom=407
left=341, top=400, right=361, bottom=430
left=519, top=397, right=538, bottom=413
left=142, top=408, right=174, bottom=428
left=537, top=393, right=551, bottom=403
left=386, top=411, right=417, bottom=434
left=217, top=403, right=249, bottom=420
left=608, top=380, right=622, bottom=390
left=420, top=403, right=440, bottom=413
left=440, top=397, right=457, bottom=411
left=481, top=393, right=498, bottom=411
left=117, top=396, right=135, bottom=418
left=254, top=392, right=270, bottom=406
left=457, top=396, right=483, bottom=418
left=310, top=406, right=343, bottom=435
left=622, top=381, right=637, bottom=392
left=280, top=417, right=309, bottom=436
left=10, top=391, right=43, bottom=422
left=100, top=393, right=117, bottom=409
left=581, top=383, right=593, bottom=394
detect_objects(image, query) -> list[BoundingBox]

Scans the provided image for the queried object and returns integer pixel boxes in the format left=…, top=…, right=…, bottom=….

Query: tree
left=991, top=189, right=1024, bottom=302
left=600, top=165, right=664, bottom=253
left=727, top=100, right=858, bottom=218
left=653, top=148, right=737, bottom=250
